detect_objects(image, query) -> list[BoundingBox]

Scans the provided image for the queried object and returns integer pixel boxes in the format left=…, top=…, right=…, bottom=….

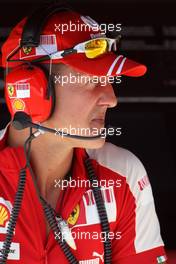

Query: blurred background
left=0, top=0, right=175, bottom=262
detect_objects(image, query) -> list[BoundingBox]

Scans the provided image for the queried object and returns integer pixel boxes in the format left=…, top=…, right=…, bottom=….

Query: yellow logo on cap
left=67, top=204, right=80, bottom=225
left=0, top=204, right=10, bottom=227
left=13, top=99, right=25, bottom=111
left=23, top=46, right=32, bottom=55
left=7, top=84, right=15, bottom=97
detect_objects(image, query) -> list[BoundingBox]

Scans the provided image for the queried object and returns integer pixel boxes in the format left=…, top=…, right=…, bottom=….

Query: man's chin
left=83, top=136, right=106, bottom=149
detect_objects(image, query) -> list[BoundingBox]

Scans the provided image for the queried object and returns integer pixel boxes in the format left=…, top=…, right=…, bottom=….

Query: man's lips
left=91, top=118, right=105, bottom=124
left=91, top=115, right=105, bottom=121
left=92, top=118, right=104, bottom=121
left=91, top=113, right=106, bottom=124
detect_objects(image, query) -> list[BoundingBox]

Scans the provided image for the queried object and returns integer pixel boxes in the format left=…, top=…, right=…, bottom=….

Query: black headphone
left=6, top=3, right=105, bottom=140
left=5, top=3, right=71, bottom=124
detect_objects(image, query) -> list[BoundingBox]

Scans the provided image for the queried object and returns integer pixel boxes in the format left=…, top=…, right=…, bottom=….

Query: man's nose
left=98, top=83, right=118, bottom=108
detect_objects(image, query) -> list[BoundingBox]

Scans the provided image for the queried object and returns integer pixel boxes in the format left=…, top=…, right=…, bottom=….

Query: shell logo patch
left=0, top=197, right=12, bottom=234
left=67, top=204, right=80, bottom=225
left=13, top=99, right=25, bottom=111
left=22, top=46, right=32, bottom=55
left=7, top=84, right=15, bottom=97
left=0, top=204, right=10, bottom=227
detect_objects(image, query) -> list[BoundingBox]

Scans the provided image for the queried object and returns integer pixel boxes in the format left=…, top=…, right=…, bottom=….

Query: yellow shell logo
left=7, top=84, right=15, bottom=97
left=13, top=99, right=25, bottom=111
left=22, top=46, right=32, bottom=55
left=0, top=204, right=10, bottom=227
left=67, top=204, right=80, bottom=225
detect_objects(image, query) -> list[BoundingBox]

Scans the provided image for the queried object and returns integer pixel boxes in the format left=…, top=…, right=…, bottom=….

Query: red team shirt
left=0, top=124, right=167, bottom=264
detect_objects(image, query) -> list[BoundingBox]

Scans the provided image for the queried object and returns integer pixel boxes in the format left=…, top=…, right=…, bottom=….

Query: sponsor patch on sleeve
left=0, top=242, right=20, bottom=260
left=157, top=255, right=167, bottom=263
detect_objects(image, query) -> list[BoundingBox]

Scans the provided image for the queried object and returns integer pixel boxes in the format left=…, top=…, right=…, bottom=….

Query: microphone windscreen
left=12, top=112, right=32, bottom=130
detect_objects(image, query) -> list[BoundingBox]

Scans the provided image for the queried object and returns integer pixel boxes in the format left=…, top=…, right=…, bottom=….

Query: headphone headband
left=20, top=4, right=71, bottom=47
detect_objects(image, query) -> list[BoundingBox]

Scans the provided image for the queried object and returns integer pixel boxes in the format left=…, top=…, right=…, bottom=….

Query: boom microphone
left=12, top=112, right=104, bottom=140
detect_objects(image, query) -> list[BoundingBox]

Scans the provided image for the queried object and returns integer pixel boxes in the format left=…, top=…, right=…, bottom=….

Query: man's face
left=46, top=64, right=118, bottom=149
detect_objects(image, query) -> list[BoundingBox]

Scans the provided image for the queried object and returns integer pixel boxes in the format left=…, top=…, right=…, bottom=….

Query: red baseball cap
left=1, top=10, right=147, bottom=77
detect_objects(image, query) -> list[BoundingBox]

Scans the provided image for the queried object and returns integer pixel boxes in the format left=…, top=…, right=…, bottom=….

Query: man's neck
left=30, top=141, right=74, bottom=200
left=7, top=124, right=74, bottom=204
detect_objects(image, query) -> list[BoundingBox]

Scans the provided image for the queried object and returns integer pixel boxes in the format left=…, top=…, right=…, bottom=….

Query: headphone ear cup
left=5, top=64, right=53, bottom=123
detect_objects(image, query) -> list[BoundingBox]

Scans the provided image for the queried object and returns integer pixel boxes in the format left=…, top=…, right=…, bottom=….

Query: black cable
left=40, top=197, right=79, bottom=264
left=0, top=136, right=33, bottom=263
left=84, top=158, right=112, bottom=264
